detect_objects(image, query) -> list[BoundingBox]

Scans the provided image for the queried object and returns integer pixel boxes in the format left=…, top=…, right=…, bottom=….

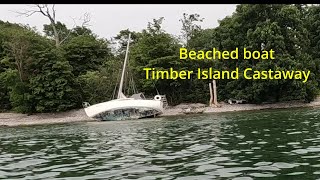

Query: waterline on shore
left=1, top=97, right=320, bottom=127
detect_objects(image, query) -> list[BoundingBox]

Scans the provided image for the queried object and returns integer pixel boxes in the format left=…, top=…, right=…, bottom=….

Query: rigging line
left=131, top=77, right=135, bottom=94
left=132, top=76, right=138, bottom=94
left=111, top=69, right=121, bottom=100
left=129, top=69, right=137, bottom=94
left=152, top=80, right=160, bottom=95
left=126, top=64, right=137, bottom=95
left=111, top=83, right=117, bottom=100
left=129, top=72, right=132, bottom=95
left=125, top=61, right=129, bottom=95
left=125, top=70, right=130, bottom=96
left=130, top=75, right=136, bottom=94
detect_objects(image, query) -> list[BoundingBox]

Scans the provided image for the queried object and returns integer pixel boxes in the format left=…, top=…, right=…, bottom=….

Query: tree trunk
left=209, top=83, right=213, bottom=106
left=50, top=20, right=60, bottom=47
left=212, top=80, right=218, bottom=105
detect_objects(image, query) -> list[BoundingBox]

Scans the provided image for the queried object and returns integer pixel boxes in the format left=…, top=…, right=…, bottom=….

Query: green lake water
left=1, top=107, right=320, bottom=179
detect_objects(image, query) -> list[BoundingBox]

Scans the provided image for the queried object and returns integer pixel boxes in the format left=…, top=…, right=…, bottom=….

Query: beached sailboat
left=83, top=33, right=165, bottom=121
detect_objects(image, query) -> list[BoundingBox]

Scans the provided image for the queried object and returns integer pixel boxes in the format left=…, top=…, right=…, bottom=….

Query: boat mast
left=117, top=33, right=131, bottom=99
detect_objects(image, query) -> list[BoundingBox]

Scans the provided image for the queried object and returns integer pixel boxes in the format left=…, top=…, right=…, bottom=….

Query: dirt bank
left=0, top=109, right=94, bottom=127
left=1, top=97, right=320, bottom=127
left=163, top=97, right=320, bottom=116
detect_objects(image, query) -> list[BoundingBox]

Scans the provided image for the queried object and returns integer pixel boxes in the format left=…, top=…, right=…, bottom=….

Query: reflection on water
left=1, top=107, right=320, bottom=179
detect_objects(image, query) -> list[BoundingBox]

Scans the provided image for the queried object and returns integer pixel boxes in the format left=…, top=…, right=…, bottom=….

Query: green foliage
left=128, top=18, right=209, bottom=104
left=62, top=35, right=112, bottom=76
left=306, top=5, right=320, bottom=89
left=183, top=4, right=318, bottom=103
left=1, top=68, right=33, bottom=113
left=71, top=26, right=93, bottom=37
left=126, top=5, right=319, bottom=105
left=0, top=21, right=52, bottom=113
left=43, top=21, right=69, bottom=41
left=179, top=13, right=204, bottom=47
left=0, top=72, right=10, bottom=111
left=29, top=49, right=80, bottom=112
left=0, top=4, right=320, bottom=114
left=114, top=29, right=140, bottom=54
left=78, top=58, right=122, bottom=104
left=0, top=20, right=81, bottom=113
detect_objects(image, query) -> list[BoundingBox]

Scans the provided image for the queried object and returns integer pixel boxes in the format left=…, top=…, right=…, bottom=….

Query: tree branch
left=59, top=17, right=77, bottom=45
left=81, top=12, right=91, bottom=27
left=52, top=4, right=56, bottom=20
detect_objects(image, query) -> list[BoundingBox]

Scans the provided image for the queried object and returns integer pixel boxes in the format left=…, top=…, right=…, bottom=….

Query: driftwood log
left=209, top=80, right=221, bottom=107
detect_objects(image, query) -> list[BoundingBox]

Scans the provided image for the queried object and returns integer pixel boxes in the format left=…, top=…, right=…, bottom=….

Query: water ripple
left=0, top=108, right=320, bottom=179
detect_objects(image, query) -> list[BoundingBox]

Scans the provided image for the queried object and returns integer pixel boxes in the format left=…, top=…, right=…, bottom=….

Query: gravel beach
left=1, top=97, right=320, bottom=127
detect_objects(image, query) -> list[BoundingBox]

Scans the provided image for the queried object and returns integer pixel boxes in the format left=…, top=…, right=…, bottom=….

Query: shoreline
left=1, top=97, right=320, bottom=127
left=163, top=98, right=320, bottom=116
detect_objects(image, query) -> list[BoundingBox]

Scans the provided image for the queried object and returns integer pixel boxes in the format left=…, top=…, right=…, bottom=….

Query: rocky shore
left=1, top=97, right=320, bottom=127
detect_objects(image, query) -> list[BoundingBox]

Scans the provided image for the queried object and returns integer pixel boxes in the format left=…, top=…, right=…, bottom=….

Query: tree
left=195, top=4, right=318, bottom=103
left=129, top=18, right=197, bottom=104
left=62, top=35, right=112, bottom=76
left=71, top=26, right=93, bottom=37
left=1, top=4, right=319, bottom=114
left=179, top=13, right=204, bottom=47
left=16, top=4, right=63, bottom=47
left=43, top=21, right=70, bottom=45
left=16, top=4, right=91, bottom=47
left=0, top=72, right=10, bottom=111
left=78, top=57, right=122, bottom=104
left=29, top=49, right=80, bottom=112
left=305, top=5, right=320, bottom=89
left=114, top=29, right=140, bottom=55
left=0, top=20, right=80, bottom=113
left=0, top=21, right=51, bottom=113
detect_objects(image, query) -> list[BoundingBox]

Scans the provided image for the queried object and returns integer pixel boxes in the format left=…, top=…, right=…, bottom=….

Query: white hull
left=84, top=98, right=164, bottom=121
left=83, top=34, right=165, bottom=121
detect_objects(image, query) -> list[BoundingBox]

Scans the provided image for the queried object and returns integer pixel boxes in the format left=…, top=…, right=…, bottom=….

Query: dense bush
left=0, top=4, right=319, bottom=113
